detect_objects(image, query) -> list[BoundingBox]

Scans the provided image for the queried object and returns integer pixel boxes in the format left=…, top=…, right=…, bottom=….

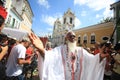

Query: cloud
left=81, top=11, right=86, bottom=16
left=74, top=0, right=115, bottom=19
left=74, top=17, right=81, bottom=29
left=38, top=0, right=50, bottom=9
left=74, top=0, right=115, bottom=11
left=41, top=13, right=62, bottom=31
left=42, top=15, right=56, bottom=27
left=103, top=6, right=113, bottom=18
left=96, top=14, right=101, bottom=19
left=41, top=14, right=81, bottom=31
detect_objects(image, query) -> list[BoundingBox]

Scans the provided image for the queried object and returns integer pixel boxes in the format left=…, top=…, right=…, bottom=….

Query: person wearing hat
left=45, top=42, right=52, bottom=51
left=0, top=5, right=8, bottom=80
left=0, top=5, right=7, bottom=32
left=6, top=36, right=31, bottom=80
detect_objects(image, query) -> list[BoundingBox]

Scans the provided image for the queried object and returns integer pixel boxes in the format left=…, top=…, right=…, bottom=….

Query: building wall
left=20, top=0, right=33, bottom=33
left=4, top=0, right=33, bottom=34
left=74, top=22, right=114, bottom=48
left=20, top=13, right=32, bottom=33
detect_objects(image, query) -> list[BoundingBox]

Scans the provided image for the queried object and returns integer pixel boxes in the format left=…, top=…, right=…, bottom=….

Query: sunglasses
left=69, top=35, right=76, bottom=38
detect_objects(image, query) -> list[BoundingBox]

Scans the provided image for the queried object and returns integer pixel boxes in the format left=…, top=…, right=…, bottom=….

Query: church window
left=70, top=17, right=72, bottom=24
left=64, top=18, right=66, bottom=24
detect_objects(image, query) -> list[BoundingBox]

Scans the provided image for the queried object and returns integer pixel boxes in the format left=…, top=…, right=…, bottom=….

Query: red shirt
left=94, top=49, right=100, bottom=55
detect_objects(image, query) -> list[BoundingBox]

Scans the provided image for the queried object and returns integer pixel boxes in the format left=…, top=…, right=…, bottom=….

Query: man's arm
left=17, top=58, right=31, bottom=65
left=0, top=46, right=8, bottom=61
left=99, top=45, right=110, bottom=62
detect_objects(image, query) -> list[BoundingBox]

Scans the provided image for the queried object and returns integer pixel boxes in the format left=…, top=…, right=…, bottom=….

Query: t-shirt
left=6, top=44, right=26, bottom=76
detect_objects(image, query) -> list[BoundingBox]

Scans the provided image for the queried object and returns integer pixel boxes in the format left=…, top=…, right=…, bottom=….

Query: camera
left=0, top=33, right=8, bottom=53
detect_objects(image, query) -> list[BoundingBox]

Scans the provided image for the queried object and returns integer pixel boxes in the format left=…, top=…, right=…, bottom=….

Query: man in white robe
left=29, top=31, right=109, bottom=80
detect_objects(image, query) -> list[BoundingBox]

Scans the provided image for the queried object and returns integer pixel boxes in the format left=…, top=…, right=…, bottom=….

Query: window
left=70, top=17, right=72, bottom=24
left=14, top=21, right=18, bottom=29
left=7, top=15, right=11, bottom=24
left=83, top=34, right=87, bottom=44
left=12, top=18, right=15, bottom=28
left=91, top=35, right=95, bottom=44
left=91, top=33, right=95, bottom=44
left=78, top=36, right=81, bottom=44
left=64, top=18, right=66, bottom=24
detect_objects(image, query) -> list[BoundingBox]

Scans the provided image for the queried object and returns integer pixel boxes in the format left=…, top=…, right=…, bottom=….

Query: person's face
left=25, top=42, right=31, bottom=48
left=66, top=32, right=76, bottom=43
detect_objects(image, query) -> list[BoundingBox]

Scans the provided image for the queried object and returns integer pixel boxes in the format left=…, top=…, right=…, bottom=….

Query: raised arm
left=28, top=33, right=45, bottom=57
left=99, top=42, right=111, bottom=61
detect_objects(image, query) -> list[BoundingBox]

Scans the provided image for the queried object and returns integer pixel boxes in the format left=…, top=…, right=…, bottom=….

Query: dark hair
left=114, top=43, right=120, bottom=51
left=99, top=42, right=111, bottom=48
left=0, top=0, right=4, bottom=6
left=8, top=38, right=16, bottom=46
left=0, top=15, right=5, bottom=27
left=0, top=33, right=8, bottom=43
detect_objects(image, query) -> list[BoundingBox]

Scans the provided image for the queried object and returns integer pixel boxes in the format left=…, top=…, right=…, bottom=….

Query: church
left=52, top=8, right=75, bottom=47
left=52, top=9, right=114, bottom=48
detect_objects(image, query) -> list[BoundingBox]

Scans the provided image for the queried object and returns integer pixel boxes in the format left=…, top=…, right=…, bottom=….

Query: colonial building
left=1, top=0, right=33, bottom=40
left=5, top=0, right=23, bottom=29
left=52, top=9, right=114, bottom=48
left=4, top=0, right=33, bottom=33
left=20, top=0, right=34, bottom=32
left=74, top=22, right=114, bottom=48
left=52, top=8, right=75, bottom=47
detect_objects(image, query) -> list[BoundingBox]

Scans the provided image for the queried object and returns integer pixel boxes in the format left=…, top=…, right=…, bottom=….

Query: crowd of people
left=0, top=5, right=38, bottom=80
left=0, top=4, right=120, bottom=80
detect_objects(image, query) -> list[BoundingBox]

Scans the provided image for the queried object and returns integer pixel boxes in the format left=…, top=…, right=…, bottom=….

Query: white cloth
left=38, top=44, right=106, bottom=80
left=6, top=44, right=26, bottom=76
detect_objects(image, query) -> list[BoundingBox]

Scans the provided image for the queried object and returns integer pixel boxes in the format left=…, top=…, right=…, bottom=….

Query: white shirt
left=6, top=44, right=26, bottom=76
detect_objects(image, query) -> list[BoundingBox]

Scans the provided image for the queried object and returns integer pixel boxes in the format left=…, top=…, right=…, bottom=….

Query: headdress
left=0, top=6, right=7, bottom=19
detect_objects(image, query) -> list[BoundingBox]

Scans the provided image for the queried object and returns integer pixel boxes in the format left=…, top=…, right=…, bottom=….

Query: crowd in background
left=83, top=41, right=120, bottom=80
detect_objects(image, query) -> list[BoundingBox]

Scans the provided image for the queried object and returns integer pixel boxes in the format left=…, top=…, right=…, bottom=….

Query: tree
left=99, top=17, right=113, bottom=24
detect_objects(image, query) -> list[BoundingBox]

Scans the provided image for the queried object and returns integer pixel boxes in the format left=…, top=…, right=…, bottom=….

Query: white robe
left=38, top=44, right=106, bottom=80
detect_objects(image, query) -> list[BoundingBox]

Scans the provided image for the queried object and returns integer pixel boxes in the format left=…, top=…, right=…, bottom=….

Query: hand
left=28, top=33, right=45, bottom=56
left=26, top=59, right=31, bottom=64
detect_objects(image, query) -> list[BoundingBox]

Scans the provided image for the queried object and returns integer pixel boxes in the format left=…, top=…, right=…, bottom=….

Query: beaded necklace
left=65, top=45, right=79, bottom=74
left=61, top=45, right=83, bottom=80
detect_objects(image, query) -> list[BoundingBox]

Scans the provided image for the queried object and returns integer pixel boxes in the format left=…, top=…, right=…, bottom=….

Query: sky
left=28, top=0, right=117, bottom=36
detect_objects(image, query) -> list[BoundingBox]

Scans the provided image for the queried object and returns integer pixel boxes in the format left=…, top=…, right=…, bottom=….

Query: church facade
left=52, top=8, right=75, bottom=47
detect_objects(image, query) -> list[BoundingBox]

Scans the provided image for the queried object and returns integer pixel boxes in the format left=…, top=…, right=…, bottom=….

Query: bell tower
left=63, top=8, right=75, bottom=31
